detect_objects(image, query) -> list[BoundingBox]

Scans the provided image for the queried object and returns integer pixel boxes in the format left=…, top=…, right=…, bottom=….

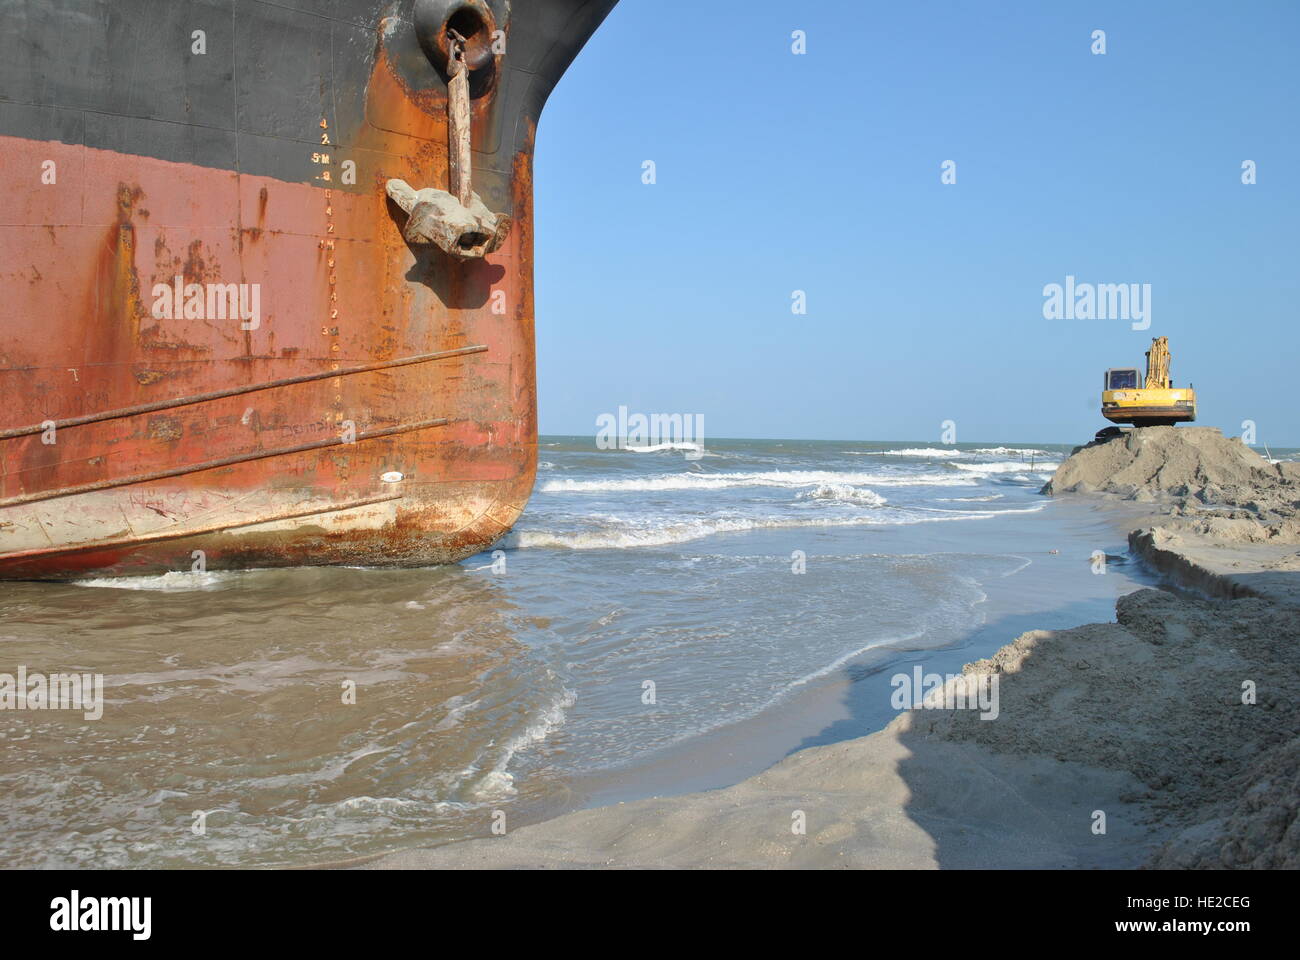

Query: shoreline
left=355, top=431, right=1298, bottom=869
left=563, top=497, right=1162, bottom=813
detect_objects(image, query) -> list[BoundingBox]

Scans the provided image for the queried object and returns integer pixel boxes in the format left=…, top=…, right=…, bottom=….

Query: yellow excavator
left=1100, top=336, right=1197, bottom=428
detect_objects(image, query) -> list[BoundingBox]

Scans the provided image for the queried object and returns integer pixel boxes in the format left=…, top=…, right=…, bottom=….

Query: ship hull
left=0, top=0, right=616, bottom=579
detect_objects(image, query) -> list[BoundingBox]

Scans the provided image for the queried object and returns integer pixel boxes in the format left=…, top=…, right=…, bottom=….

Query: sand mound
left=917, top=588, right=1300, bottom=869
left=1041, top=427, right=1300, bottom=867
left=1043, top=427, right=1300, bottom=514
left=1149, top=737, right=1300, bottom=869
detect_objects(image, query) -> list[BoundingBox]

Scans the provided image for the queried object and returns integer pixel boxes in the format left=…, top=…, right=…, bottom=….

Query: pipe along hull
left=0, top=0, right=616, bottom=579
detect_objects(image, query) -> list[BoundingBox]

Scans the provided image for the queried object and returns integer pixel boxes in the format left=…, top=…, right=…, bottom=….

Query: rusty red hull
left=0, top=0, right=616, bottom=580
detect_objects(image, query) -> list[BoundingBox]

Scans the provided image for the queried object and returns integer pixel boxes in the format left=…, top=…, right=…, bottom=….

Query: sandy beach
left=360, top=428, right=1299, bottom=869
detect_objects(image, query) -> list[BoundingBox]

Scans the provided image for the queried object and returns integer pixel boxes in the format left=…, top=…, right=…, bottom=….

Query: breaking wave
left=796, top=483, right=887, bottom=506
left=539, top=470, right=977, bottom=493
left=950, top=461, right=1060, bottom=475
left=859, top=446, right=1056, bottom=459
left=504, top=509, right=1008, bottom=551
left=869, top=447, right=958, bottom=457
left=622, top=441, right=705, bottom=454
left=970, top=447, right=1054, bottom=458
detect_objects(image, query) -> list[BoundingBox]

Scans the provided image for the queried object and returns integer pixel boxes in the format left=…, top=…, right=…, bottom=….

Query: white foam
left=505, top=508, right=1006, bottom=551
left=434, top=695, right=481, bottom=732
left=796, top=483, right=887, bottom=506
left=971, top=446, right=1054, bottom=458
left=468, top=686, right=576, bottom=800
left=74, top=570, right=238, bottom=591
left=330, top=795, right=423, bottom=816
left=622, top=442, right=703, bottom=453
left=999, top=556, right=1034, bottom=577
left=854, top=446, right=1056, bottom=460
left=869, top=447, right=961, bottom=457
left=917, top=502, right=1048, bottom=517
left=785, top=631, right=927, bottom=688
left=950, top=460, right=1060, bottom=475
left=539, top=470, right=976, bottom=493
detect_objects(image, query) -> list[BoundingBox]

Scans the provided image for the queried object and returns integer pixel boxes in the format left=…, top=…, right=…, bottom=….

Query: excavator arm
left=1145, top=336, right=1172, bottom=389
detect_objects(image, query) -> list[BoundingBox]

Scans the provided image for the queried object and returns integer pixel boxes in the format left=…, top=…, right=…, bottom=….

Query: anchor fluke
left=386, top=179, right=510, bottom=259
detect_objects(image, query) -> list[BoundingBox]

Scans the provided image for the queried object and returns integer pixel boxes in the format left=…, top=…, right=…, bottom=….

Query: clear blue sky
left=532, top=1, right=1299, bottom=446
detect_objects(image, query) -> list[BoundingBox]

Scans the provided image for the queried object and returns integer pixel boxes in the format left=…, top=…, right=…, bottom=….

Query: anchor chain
left=386, top=29, right=510, bottom=259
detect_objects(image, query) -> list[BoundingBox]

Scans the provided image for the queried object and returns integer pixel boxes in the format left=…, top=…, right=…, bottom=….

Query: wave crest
left=797, top=483, right=887, bottom=506
left=539, top=470, right=975, bottom=493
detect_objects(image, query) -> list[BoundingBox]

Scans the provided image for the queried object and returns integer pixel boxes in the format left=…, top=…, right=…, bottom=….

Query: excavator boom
left=1145, top=336, right=1172, bottom=389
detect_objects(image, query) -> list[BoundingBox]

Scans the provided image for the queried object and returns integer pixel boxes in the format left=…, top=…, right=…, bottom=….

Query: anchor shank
left=448, top=51, right=473, bottom=208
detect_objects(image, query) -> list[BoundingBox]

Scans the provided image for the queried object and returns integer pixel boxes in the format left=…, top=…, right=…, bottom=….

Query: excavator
left=1100, top=336, right=1197, bottom=429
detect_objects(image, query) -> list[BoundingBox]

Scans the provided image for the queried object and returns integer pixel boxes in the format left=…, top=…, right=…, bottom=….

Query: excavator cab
left=1104, top=369, right=1140, bottom=391
left=1100, top=337, right=1197, bottom=427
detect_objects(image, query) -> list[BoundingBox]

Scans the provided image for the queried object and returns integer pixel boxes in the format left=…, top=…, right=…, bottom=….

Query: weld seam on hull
left=0, top=345, right=488, bottom=440
left=0, top=493, right=406, bottom=563
left=0, top=418, right=450, bottom=509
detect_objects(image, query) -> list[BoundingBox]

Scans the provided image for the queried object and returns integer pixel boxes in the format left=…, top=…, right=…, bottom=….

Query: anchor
left=386, top=28, right=511, bottom=259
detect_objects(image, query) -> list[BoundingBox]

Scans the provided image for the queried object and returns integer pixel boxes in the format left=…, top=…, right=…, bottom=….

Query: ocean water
left=0, top=436, right=1157, bottom=867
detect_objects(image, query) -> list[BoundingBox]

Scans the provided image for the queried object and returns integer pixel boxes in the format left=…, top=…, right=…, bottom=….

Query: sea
left=0, top=436, right=1170, bottom=867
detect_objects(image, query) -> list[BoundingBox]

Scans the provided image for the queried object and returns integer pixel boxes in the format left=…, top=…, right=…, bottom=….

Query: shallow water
left=0, top=437, right=1163, bottom=867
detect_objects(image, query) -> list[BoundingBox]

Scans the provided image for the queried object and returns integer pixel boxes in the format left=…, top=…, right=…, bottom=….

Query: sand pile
left=1039, top=425, right=1300, bottom=867
left=917, top=588, right=1300, bottom=869
left=1044, top=426, right=1299, bottom=514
